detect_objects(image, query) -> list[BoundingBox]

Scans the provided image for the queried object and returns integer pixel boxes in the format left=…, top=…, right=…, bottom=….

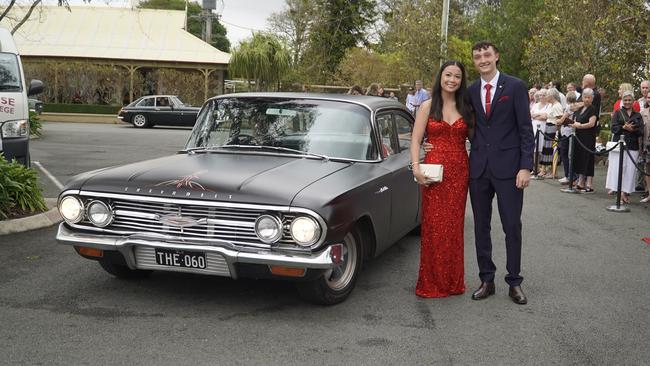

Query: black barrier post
left=607, top=136, right=630, bottom=213
left=532, top=129, right=544, bottom=180
left=561, top=133, right=578, bottom=193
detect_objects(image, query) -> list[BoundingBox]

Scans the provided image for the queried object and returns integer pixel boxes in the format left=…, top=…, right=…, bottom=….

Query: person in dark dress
left=570, top=88, right=598, bottom=192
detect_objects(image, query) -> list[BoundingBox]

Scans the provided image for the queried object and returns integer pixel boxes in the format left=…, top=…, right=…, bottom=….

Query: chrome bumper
left=56, top=223, right=337, bottom=279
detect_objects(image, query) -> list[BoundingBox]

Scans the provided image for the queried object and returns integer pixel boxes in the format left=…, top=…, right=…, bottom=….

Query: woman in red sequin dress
left=410, top=61, right=473, bottom=298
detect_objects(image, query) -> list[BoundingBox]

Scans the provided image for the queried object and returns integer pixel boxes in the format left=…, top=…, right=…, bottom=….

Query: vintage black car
left=57, top=93, right=421, bottom=304
left=117, top=95, right=200, bottom=128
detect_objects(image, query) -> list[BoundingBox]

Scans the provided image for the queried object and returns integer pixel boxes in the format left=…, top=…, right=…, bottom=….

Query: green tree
left=469, top=0, right=543, bottom=83
left=524, top=0, right=649, bottom=94
left=229, top=32, right=290, bottom=91
left=267, top=0, right=314, bottom=66
left=298, top=0, right=377, bottom=83
left=138, top=0, right=230, bottom=52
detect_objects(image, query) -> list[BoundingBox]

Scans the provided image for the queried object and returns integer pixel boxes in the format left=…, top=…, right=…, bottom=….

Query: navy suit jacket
left=468, top=73, right=534, bottom=179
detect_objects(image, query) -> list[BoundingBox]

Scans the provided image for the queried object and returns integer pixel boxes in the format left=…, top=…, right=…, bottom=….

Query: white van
left=0, top=27, right=43, bottom=167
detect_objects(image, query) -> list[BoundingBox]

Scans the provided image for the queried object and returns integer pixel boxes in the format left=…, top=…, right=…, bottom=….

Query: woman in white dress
left=605, top=91, right=644, bottom=203
left=530, top=89, right=549, bottom=175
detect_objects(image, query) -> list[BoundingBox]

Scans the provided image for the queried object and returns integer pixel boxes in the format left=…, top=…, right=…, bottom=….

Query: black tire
left=132, top=114, right=150, bottom=128
left=297, top=228, right=363, bottom=305
left=98, top=259, right=151, bottom=279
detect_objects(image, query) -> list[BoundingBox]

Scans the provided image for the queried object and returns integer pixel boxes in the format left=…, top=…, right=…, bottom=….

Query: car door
left=155, top=96, right=174, bottom=125
left=173, top=97, right=197, bottom=126
left=376, top=110, right=420, bottom=243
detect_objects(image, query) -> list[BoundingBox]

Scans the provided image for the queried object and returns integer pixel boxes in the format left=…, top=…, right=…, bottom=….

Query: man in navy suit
left=467, top=41, right=534, bottom=305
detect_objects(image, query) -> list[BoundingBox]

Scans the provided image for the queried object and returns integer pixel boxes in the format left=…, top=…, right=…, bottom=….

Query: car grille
left=78, top=197, right=299, bottom=248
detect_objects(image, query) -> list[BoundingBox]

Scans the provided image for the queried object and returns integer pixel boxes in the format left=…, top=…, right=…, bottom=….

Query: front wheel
left=132, top=114, right=150, bottom=128
left=297, top=229, right=363, bottom=305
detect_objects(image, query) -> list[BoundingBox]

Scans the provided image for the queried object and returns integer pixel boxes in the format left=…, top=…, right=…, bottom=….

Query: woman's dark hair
left=428, top=60, right=475, bottom=132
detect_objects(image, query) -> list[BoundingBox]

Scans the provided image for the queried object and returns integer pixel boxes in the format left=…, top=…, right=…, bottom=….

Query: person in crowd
left=530, top=89, right=549, bottom=175
left=410, top=60, right=473, bottom=298
left=640, top=105, right=650, bottom=203
left=528, top=87, right=538, bottom=111
left=366, top=83, right=381, bottom=96
left=570, top=88, right=599, bottom=193
left=582, top=74, right=602, bottom=128
left=605, top=90, right=643, bottom=203
left=412, top=80, right=431, bottom=114
left=540, top=88, right=563, bottom=178
left=378, top=85, right=386, bottom=97
left=388, top=91, right=398, bottom=100
left=347, top=85, right=363, bottom=95
left=405, top=87, right=416, bottom=114
left=466, top=41, right=533, bottom=305
left=566, top=82, right=581, bottom=100
left=613, top=83, right=640, bottom=113
left=557, top=91, right=580, bottom=184
left=550, top=80, right=567, bottom=108
left=638, top=80, right=649, bottom=110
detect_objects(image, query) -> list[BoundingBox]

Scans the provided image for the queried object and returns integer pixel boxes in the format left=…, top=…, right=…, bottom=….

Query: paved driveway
left=1, top=122, right=648, bottom=365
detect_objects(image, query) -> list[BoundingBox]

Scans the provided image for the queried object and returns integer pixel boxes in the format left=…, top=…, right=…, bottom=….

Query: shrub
left=43, top=103, right=122, bottom=114
left=29, top=111, right=42, bottom=137
left=0, top=155, right=47, bottom=220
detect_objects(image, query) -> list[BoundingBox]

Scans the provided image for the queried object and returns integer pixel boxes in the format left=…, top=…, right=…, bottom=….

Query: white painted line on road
left=33, top=161, right=64, bottom=190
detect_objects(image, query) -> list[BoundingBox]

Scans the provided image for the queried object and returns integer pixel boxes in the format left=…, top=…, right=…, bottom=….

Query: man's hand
left=422, top=142, right=433, bottom=152
left=516, top=169, right=531, bottom=189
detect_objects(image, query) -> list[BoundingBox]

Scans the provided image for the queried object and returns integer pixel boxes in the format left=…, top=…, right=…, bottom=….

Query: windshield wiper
left=189, top=145, right=330, bottom=160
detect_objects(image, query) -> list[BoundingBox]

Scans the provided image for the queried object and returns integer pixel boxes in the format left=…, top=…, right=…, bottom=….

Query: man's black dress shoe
left=471, top=282, right=495, bottom=300
left=509, top=286, right=528, bottom=305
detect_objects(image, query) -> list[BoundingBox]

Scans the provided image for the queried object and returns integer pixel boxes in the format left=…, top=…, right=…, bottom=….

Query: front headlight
left=290, top=216, right=321, bottom=247
left=59, top=196, right=84, bottom=224
left=86, top=200, right=113, bottom=227
left=1, top=119, right=29, bottom=138
left=255, top=214, right=283, bottom=244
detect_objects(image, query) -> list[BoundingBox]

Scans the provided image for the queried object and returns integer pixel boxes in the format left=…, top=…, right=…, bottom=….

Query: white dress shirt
left=480, top=71, right=500, bottom=113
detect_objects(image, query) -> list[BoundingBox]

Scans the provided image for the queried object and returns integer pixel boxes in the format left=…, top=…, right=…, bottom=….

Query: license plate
left=154, top=248, right=206, bottom=269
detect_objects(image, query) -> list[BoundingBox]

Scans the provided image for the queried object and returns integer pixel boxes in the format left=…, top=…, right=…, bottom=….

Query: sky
left=43, top=0, right=287, bottom=47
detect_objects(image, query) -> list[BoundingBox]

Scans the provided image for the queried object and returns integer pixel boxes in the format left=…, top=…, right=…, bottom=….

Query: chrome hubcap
left=133, top=115, right=146, bottom=127
left=325, top=232, right=357, bottom=291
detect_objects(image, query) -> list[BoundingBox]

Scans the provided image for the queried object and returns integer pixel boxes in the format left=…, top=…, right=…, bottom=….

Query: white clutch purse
left=413, top=163, right=444, bottom=183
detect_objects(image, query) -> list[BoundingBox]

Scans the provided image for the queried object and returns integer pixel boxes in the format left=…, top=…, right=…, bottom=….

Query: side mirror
left=28, top=79, right=44, bottom=96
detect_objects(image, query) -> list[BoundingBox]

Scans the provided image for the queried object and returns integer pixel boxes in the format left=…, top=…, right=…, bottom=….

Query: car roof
left=210, top=92, right=407, bottom=112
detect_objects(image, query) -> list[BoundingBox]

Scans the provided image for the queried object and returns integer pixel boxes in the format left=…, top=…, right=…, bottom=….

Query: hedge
left=43, top=103, right=122, bottom=115
left=0, top=155, right=47, bottom=220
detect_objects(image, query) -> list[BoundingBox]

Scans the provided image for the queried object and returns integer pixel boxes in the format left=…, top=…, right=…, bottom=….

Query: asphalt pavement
left=0, top=122, right=648, bottom=365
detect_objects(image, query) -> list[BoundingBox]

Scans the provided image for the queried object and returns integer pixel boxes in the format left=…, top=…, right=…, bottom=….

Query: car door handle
left=375, top=186, right=389, bottom=194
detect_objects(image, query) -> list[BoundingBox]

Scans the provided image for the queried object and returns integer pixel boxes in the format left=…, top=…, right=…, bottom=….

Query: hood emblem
left=153, top=171, right=214, bottom=192
left=159, top=214, right=200, bottom=228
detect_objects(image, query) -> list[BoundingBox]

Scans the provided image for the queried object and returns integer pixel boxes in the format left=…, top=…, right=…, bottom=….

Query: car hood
left=74, top=153, right=352, bottom=206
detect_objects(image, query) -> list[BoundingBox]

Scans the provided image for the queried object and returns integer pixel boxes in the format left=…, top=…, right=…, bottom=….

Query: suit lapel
left=488, top=74, right=507, bottom=120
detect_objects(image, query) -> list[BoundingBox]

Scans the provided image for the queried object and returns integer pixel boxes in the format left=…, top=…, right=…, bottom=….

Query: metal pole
left=439, top=0, right=450, bottom=67
left=532, top=129, right=544, bottom=180
left=607, top=136, right=630, bottom=212
left=561, top=134, right=578, bottom=193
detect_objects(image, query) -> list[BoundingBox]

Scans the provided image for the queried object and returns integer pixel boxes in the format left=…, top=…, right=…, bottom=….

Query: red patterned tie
left=485, top=84, right=492, bottom=116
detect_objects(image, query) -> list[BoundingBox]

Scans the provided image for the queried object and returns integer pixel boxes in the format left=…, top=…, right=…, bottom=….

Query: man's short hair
left=471, top=41, right=499, bottom=54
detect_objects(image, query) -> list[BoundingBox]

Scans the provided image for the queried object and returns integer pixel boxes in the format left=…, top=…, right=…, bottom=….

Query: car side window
left=137, top=97, right=154, bottom=107
left=376, top=113, right=398, bottom=158
left=156, top=97, right=170, bottom=107
left=395, top=112, right=413, bottom=152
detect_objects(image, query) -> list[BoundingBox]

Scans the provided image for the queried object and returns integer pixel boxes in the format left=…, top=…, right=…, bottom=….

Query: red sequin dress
left=415, top=117, right=468, bottom=298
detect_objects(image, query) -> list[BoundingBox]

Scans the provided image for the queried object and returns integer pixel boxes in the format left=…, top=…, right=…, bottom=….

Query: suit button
left=486, top=143, right=491, bottom=147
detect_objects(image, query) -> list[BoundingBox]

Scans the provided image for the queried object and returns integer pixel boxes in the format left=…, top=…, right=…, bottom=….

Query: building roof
left=6, top=6, right=230, bottom=65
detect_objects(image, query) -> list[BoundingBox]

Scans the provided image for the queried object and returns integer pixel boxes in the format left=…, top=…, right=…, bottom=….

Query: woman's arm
left=410, top=99, right=432, bottom=185
left=610, top=110, right=622, bottom=135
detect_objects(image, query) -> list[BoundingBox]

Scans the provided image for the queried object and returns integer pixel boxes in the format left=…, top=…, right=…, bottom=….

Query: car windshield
left=171, top=96, right=184, bottom=106
left=0, top=53, right=22, bottom=92
left=185, top=97, right=376, bottom=161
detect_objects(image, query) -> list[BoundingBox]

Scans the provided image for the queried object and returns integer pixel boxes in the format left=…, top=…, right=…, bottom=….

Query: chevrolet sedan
left=57, top=93, right=421, bottom=304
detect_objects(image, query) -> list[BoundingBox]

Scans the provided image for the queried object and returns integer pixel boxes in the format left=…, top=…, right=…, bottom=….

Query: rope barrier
left=624, top=147, right=650, bottom=177
left=572, top=134, right=620, bottom=156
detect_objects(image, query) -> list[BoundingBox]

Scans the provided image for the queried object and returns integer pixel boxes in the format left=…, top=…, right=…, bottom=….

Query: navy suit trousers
left=469, top=166, right=524, bottom=286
